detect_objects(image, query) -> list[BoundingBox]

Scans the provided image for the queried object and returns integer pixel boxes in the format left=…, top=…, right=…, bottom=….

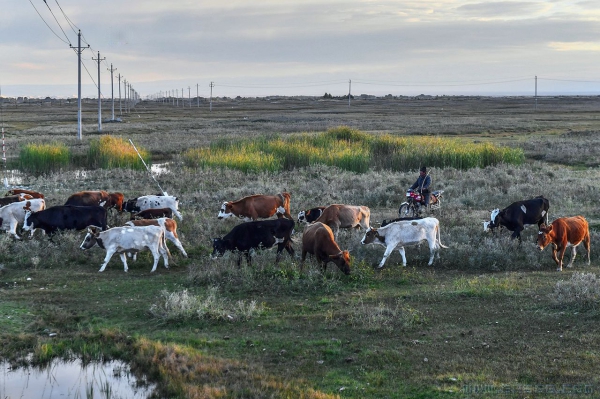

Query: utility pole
left=176, top=89, right=178, bottom=107
left=196, top=83, right=199, bottom=108
left=209, top=81, right=214, bottom=112
left=118, top=74, right=122, bottom=116
left=535, top=75, right=538, bottom=110
left=188, top=86, right=191, bottom=108
left=123, top=79, right=128, bottom=114
left=348, top=79, right=351, bottom=108
left=108, top=64, right=117, bottom=121
left=182, top=87, right=184, bottom=107
left=70, top=30, right=89, bottom=141
left=92, top=51, right=106, bottom=132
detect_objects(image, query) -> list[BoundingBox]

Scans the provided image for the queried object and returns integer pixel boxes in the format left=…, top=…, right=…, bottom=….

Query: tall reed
left=19, top=142, right=71, bottom=174
left=87, top=135, right=150, bottom=170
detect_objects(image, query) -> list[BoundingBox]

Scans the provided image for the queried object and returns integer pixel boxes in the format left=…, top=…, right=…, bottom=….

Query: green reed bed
left=182, top=126, right=524, bottom=174
left=87, top=135, right=150, bottom=170
left=19, top=142, right=70, bottom=174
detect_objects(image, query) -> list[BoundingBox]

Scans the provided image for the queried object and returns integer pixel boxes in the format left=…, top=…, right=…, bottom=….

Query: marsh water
left=1, top=358, right=156, bottom=399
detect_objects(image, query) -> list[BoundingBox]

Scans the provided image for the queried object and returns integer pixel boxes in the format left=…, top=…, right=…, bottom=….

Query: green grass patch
left=18, top=142, right=70, bottom=174
left=87, top=135, right=150, bottom=170
left=182, top=126, right=524, bottom=173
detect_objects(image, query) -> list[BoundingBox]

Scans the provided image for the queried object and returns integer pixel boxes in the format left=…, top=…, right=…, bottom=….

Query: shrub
left=88, top=135, right=150, bottom=170
left=19, top=142, right=70, bottom=174
left=552, top=272, right=600, bottom=310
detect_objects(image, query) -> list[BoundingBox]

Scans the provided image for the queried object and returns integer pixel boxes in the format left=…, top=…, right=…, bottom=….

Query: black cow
left=381, top=216, right=423, bottom=227
left=22, top=205, right=108, bottom=235
left=211, top=218, right=295, bottom=266
left=297, top=207, right=326, bottom=224
left=483, top=196, right=550, bottom=241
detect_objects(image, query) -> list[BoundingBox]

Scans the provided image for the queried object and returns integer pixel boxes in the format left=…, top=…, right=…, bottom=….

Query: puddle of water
left=150, top=162, right=170, bottom=175
left=1, top=358, right=157, bottom=399
left=2, top=169, right=24, bottom=186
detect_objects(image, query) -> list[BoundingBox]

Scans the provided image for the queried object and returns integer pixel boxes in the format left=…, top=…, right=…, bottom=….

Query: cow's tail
left=436, top=224, right=448, bottom=249
left=161, top=230, right=171, bottom=258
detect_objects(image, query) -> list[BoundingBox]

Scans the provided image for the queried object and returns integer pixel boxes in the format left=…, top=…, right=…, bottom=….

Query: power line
left=54, top=0, right=80, bottom=35
left=42, top=0, right=72, bottom=45
left=538, top=77, right=600, bottom=83
left=28, top=0, right=70, bottom=44
left=353, top=78, right=532, bottom=87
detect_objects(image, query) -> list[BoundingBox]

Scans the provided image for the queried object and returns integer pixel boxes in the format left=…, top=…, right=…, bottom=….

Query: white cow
left=0, top=199, right=46, bottom=239
left=80, top=225, right=170, bottom=272
left=360, top=217, right=447, bottom=268
left=127, top=195, right=182, bottom=221
left=125, top=217, right=187, bottom=258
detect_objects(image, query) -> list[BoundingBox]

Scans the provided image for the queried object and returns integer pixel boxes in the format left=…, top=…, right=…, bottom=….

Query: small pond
left=1, top=358, right=157, bottom=399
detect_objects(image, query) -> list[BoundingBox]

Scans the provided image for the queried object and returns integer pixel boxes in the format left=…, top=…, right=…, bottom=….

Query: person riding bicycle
left=410, top=166, right=432, bottom=208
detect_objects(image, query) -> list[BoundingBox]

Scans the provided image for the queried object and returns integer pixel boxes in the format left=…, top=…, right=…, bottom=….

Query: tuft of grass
left=552, top=272, right=600, bottom=310
left=344, top=296, right=426, bottom=332
left=19, top=142, right=71, bottom=174
left=87, top=135, right=150, bottom=170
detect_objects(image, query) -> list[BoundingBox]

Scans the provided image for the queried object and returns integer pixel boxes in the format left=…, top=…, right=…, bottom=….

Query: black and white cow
left=483, top=196, right=550, bottom=241
left=361, top=217, right=447, bottom=268
left=80, top=225, right=170, bottom=272
left=212, top=218, right=295, bottom=266
left=124, top=195, right=182, bottom=221
left=23, top=205, right=108, bottom=235
left=297, top=207, right=326, bottom=224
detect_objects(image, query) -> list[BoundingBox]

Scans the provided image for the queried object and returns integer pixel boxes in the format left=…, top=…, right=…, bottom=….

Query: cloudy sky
left=2, top=0, right=600, bottom=98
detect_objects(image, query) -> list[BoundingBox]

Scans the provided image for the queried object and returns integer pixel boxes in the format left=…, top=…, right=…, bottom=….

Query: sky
left=2, top=0, right=600, bottom=98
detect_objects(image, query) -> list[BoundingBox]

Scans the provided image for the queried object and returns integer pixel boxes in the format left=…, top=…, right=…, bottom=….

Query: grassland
left=2, top=96, right=600, bottom=398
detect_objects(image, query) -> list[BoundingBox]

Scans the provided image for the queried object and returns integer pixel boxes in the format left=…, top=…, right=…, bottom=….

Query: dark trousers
left=421, top=190, right=430, bottom=207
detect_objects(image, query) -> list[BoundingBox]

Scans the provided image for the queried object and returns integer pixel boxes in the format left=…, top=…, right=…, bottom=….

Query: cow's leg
left=119, top=253, right=129, bottom=272
left=9, top=219, right=21, bottom=240
left=99, top=250, right=116, bottom=272
left=584, top=235, right=591, bottom=265
left=511, top=227, right=523, bottom=242
left=173, top=208, right=183, bottom=221
left=566, top=245, right=578, bottom=268
left=168, top=236, right=188, bottom=257
left=159, top=243, right=170, bottom=270
left=398, top=247, right=407, bottom=267
left=427, top=240, right=436, bottom=266
left=245, top=252, right=252, bottom=266
left=300, top=250, right=307, bottom=271
left=376, top=246, right=395, bottom=269
left=149, top=248, right=161, bottom=272
left=552, top=247, right=563, bottom=271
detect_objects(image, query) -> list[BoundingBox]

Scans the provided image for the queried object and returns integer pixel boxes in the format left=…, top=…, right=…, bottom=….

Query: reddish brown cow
left=65, top=190, right=124, bottom=212
left=126, top=217, right=187, bottom=257
left=314, top=204, right=371, bottom=238
left=301, top=222, right=351, bottom=275
left=0, top=194, right=32, bottom=207
left=537, top=216, right=591, bottom=271
left=6, top=189, right=44, bottom=199
left=130, top=207, right=173, bottom=220
left=217, top=192, right=292, bottom=221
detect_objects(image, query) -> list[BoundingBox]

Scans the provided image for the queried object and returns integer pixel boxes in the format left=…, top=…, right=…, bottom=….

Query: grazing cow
left=361, top=217, right=447, bottom=268
left=314, top=204, right=371, bottom=238
left=65, top=190, right=124, bottom=212
left=218, top=192, right=292, bottom=221
left=0, top=195, right=30, bottom=207
left=130, top=207, right=173, bottom=220
left=211, top=218, right=295, bottom=266
left=483, top=196, right=549, bottom=241
left=80, top=225, right=170, bottom=272
left=5, top=189, right=44, bottom=199
left=23, top=205, right=108, bottom=235
left=126, top=217, right=187, bottom=257
left=0, top=199, right=46, bottom=239
left=301, top=222, right=351, bottom=275
left=297, top=206, right=326, bottom=224
left=124, top=195, right=182, bottom=221
left=537, top=216, right=590, bottom=271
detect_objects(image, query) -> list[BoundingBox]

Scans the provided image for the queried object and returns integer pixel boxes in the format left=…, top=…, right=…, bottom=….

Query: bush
left=552, top=272, right=600, bottom=310
left=19, top=143, right=70, bottom=174
left=88, top=135, right=150, bottom=170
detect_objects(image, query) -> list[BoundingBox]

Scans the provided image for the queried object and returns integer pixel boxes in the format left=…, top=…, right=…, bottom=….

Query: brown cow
left=125, top=217, right=187, bottom=257
left=537, top=216, right=591, bottom=271
left=217, top=192, right=292, bottom=221
left=0, top=194, right=31, bottom=207
left=130, top=207, right=173, bottom=220
left=6, top=189, right=44, bottom=199
left=301, top=222, right=351, bottom=275
left=65, top=190, right=124, bottom=212
left=314, top=204, right=371, bottom=239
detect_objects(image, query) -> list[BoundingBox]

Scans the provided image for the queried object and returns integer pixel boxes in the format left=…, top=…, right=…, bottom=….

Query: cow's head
left=536, top=223, right=554, bottom=251
left=297, top=210, right=307, bottom=223
left=108, top=192, right=124, bottom=212
left=211, top=237, right=231, bottom=258
left=80, top=226, right=102, bottom=250
left=361, top=227, right=381, bottom=245
left=22, top=209, right=36, bottom=232
left=217, top=202, right=233, bottom=219
left=329, top=250, right=351, bottom=275
left=123, top=198, right=140, bottom=213
left=483, top=209, right=501, bottom=232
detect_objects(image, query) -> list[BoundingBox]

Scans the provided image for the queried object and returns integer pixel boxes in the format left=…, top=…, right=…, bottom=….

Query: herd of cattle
left=0, top=189, right=593, bottom=273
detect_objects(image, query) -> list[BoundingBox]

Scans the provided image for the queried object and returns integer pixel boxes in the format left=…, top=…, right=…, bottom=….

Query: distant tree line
left=323, top=93, right=354, bottom=100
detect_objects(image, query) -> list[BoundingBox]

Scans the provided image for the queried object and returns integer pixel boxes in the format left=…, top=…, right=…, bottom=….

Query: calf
left=361, top=217, right=447, bottom=268
left=130, top=207, right=173, bottom=220
left=301, top=222, right=351, bottom=275
left=0, top=199, right=46, bottom=239
left=314, top=204, right=371, bottom=238
left=297, top=206, right=326, bottom=224
left=537, top=216, right=591, bottom=271
left=6, top=189, right=44, bottom=199
left=23, top=205, right=108, bottom=235
left=126, top=217, right=187, bottom=257
left=65, top=190, right=124, bottom=212
left=0, top=195, right=28, bottom=207
left=218, top=192, right=293, bottom=221
left=212, top=218, right=295, bottom=266
left=80, top=225, right=170, bottom=272
left=484, top=196, right=549, bottom=241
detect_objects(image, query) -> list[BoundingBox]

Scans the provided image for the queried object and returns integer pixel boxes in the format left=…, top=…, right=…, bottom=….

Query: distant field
left=2, top=96, right=600, bottom=398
